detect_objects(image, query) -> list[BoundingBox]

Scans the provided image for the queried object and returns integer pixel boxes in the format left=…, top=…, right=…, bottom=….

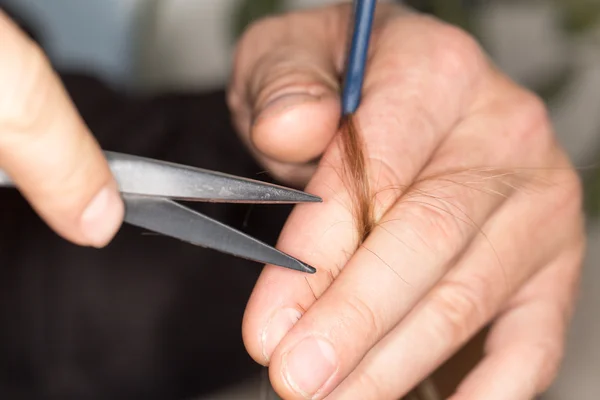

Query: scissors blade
left=0, top=152, right=322, bottom=204
left=104, top=151, right=321, bottom=204
left=122, top=194, right=316, bottom=274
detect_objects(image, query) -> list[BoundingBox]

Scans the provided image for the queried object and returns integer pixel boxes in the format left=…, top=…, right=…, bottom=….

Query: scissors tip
left=269, top=188, right=322, bottom=204
left=294, top=192, right=323, bottom=203
left=294, top=260, right=317, bottom=274
left=264, top=248, right=316, bottom=274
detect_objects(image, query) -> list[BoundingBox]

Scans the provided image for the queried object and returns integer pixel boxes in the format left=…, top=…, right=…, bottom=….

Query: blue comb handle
left=341, top=0, right=377, bottom=116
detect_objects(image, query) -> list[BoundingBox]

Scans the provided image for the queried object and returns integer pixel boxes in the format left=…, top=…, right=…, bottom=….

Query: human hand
left=228, top=3, right=585, bottom=399
left=0, top=11, right=123, bottom=247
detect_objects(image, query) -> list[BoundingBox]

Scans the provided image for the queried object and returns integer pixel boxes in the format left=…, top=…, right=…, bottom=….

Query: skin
left=1, top=3, right=585, bottom=400
left=228, top=4, right=586, bottom=400
left=0, top=11, right=124, bottom=247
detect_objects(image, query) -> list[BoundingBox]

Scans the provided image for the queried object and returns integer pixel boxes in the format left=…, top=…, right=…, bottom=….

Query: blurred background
left=1, top=0, right=599, bottom=398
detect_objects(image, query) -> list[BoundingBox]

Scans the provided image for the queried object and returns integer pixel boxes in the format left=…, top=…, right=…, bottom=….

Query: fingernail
left=262, top=308, right=302, bottom=362
left=254, top=93, right=321, bottom=122
left=80, top=185, right=124, bottom=247
left=282, top=336, right=338, bottom=398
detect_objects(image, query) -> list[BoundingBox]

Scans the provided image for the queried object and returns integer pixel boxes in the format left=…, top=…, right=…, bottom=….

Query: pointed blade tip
left=272, top=185, right=322, bottom=204
left=303, top=195, right=323, bottom=203
left=271, top=257, right=316, bottom=274
left=303, top=264, right=317, bottom=274
left=292, top=192, right=322, bottom=203
left=292, top=260, right=317, bottom=274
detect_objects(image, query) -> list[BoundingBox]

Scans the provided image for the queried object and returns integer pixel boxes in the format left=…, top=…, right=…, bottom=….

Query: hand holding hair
left=229, top=3, right=584, bottom=399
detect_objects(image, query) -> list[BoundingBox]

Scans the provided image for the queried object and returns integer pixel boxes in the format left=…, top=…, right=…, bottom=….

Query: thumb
left=228, top=6, right=351, bottom=179
left=0, top=12, right=124, bottom=247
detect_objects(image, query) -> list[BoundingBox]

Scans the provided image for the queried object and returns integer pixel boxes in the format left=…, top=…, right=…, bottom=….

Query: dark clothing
left=0, top=75, right=287, bottom=399
left=0, top=4, right=288, bottom=398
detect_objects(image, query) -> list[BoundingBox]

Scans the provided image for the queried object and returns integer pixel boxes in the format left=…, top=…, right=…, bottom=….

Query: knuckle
left=373, top=15, right=484, bottom=94
left=249, top=56, right=317, bottom=108
left=556, top=167, right=584, bottom=217
left=520, top=90, right=549, bottom=122
left=337, top=293, right=384, bottom=344
left=508, top=90, right=552, bottom=145
left=429, top=23, right=483, bottom=79
left=427, top=278, right=488, bottom=344
left=501, top=89, right=584, bottom=223
left=525, top=139, right=584, bottom=222
left=517, top=90, right=551, bottom=137
left=353, top=370, right=387, bottom=400
left=402, top=198, right=466, bottom=255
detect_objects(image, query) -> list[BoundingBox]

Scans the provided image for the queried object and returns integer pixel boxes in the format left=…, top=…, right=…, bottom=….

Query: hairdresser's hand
left=0, top=11, right=123, bottom=247
left=229, top=4, right=585, bottom=399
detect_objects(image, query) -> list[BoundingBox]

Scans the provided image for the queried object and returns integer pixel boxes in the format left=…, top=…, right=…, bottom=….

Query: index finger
left=242, top=9, right=488, bottom=364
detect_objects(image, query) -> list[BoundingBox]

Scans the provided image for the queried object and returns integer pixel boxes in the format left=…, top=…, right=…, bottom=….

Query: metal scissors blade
left=123, top=194, right=315, bottom=273
left=103, top=151, right=321, bottom=204
left=0, top=151, right=320, bottom=274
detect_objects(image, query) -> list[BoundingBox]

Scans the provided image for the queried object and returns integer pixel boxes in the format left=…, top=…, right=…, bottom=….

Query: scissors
left=0, top=151, right=319, bottom=274
left=0, top=0, right=376, bottom=276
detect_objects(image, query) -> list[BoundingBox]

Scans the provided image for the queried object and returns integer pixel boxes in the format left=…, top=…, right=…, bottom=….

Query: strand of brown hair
left=339, top=114, right=374, bottom=244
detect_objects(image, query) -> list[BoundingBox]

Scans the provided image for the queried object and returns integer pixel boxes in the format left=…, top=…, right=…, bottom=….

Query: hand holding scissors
left=0, top=11, right=317, bottom=273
